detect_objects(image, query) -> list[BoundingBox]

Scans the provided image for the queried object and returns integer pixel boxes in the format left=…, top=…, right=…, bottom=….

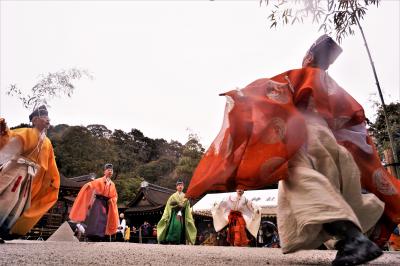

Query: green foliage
left=261, top=0, right=380, bottom=42
left=52, top=126, right=117, bottom=177
left=38, top=123, right=205, bottom=203
left=369, top=102, right=400, bottom=157
left=174, top=133, right=205, bottom=186
left=10, top=123, right=31, bottom=130
left=110, top=129, right=140, bottom=178
left=114, top=175, right=143, bottom=206
left=87, top=124, right=112, bottom=139
left=135, top=157, right=176, bottom=184
left=47, top=124, right=69, bottom=142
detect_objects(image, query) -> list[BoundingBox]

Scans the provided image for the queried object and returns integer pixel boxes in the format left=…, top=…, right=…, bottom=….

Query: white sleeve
left=0, top=137, right=23, bottom=165
left=121, top=219, right=126, bottom=230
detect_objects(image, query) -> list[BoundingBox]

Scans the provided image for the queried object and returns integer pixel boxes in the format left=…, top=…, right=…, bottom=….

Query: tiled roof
left=60, top=174, right=93, bottom=188
left=125, top=181, right=175, bottom=214
left=127, top=181, right=175, bottom=207
left=125, top=205, right=164, bottom=213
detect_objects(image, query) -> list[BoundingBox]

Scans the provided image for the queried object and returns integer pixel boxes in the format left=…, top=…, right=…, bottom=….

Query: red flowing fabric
left=272, top=67, right=400, bottom=225
left=227, top=211, right=249, bottom=247
left=186, top=78, right=306, bottom=198
left=186, top=66, right=400, bottom=226
left=271, top=68, right=365, bottom=128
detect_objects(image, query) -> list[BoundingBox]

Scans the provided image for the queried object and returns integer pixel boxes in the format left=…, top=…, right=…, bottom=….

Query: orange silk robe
left=186, top=67, right=400, bottom=225
left=0, top=127, right=60, bottom=235
left=69, top=177, right=119, bottom=236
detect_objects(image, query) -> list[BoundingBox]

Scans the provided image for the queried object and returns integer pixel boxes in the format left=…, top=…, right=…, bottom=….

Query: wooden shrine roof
left=125, top=181, right=175, bottom=215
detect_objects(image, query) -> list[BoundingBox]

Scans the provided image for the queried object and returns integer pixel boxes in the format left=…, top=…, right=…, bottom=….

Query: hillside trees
left=51, top=125, right=117, bottom=177
left=369, top=102, right=400, bottom=158
left=175, top=133, right=205, bottom=186
left=43, top=124, right=204, bottom=204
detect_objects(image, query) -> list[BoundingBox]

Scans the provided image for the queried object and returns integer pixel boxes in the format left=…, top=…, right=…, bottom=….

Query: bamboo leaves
left=260, top=0, right=380, bottom=43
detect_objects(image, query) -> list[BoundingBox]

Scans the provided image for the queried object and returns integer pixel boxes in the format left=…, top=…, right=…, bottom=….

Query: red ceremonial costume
left=186, top=49, right=399, bottom=254
left=187, top=35, right=393, bottom=265
left=187, top=67, right=399, bottom=223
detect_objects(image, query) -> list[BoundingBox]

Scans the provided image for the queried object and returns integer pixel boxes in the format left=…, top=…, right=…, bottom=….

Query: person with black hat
left=69, top=163, right=119, bottom=241
left=271, top=35, right=388, bottom=265
left=0, top=105, right=60, bottom=242
left=157, top=179, right=197, bottom=244
left=186, top=34, right=391, bottom=265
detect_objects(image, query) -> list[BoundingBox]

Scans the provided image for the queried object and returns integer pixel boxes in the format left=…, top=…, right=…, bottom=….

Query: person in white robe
left=116, top=213, right=126, bottom=242
left=212, top=188, right=261, bottom=246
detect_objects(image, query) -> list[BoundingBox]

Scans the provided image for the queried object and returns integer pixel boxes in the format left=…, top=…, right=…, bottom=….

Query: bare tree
left=6, top=68, right=92, bottom=111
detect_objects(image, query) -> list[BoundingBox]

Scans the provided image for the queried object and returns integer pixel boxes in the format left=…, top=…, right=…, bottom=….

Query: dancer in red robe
left=187, top=35, right=399, bottom=265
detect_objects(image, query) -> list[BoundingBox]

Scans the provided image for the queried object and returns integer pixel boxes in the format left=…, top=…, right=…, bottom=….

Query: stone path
left=0, top=241, right=399, bottom=265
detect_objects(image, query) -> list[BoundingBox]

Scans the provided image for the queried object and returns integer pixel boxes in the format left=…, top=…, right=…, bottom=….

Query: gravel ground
left=0, top=241, right=399, bottom=266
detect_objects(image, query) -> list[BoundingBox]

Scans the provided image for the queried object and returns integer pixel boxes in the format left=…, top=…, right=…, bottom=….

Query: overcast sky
left=1, top=0, right=399, bottom=147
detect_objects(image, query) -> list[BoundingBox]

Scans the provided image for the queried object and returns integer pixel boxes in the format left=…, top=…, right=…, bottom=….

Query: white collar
left=229, top=194, right=242, bottom=202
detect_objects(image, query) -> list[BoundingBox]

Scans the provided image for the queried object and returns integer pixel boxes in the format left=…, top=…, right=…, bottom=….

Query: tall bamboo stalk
left=355, top=15, right=399, bottom=178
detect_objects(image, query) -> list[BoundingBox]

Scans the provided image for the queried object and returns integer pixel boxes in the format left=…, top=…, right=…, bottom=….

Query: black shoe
left=333, top=239, right=345, bottom=259
left=332, top=234, right=383, bottom=266
left=1, top=233, right=19, bottom=241
left=0, top=238, right=4, bottom=244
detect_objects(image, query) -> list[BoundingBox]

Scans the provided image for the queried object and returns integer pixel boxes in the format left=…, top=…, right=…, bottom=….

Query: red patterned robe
left=186, top=67, right=400, bottom=247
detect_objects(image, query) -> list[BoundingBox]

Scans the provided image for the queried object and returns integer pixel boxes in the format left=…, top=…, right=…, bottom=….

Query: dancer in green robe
left=157, top=179, right=197, bottom=244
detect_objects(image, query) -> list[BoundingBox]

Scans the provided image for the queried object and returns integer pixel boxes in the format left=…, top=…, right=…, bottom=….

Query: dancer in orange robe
left=186, top=35, right=399, bottom=265
left=0, top=105, right=60, bottom=241
left=69, top=163, right=118, bottom=240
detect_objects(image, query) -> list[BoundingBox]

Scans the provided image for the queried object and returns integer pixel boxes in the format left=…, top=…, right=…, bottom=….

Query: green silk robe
left=157, top=191, right=197, bottom=244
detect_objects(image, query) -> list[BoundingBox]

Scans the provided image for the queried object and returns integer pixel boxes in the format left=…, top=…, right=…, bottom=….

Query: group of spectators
left=114, top=217, right=157, bottom=243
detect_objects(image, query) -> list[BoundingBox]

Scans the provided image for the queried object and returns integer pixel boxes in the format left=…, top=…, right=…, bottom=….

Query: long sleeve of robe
left=69, top=177, right=119, bottom=236
left=0, top=127, right=60, bottom=235
left=157, top=191, right=197, bottom=244
left=117, top=218, right=127, bottom=237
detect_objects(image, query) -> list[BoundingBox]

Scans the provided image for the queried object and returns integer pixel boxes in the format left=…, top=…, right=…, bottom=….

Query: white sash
left=0, top=156, right=38, bottom=231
